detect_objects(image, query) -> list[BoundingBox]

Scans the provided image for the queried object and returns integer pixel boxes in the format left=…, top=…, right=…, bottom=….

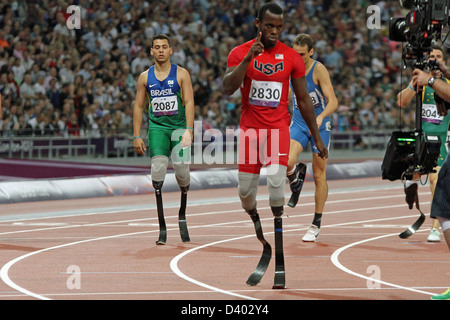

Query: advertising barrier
left=0, top=160, right=382, bottom=204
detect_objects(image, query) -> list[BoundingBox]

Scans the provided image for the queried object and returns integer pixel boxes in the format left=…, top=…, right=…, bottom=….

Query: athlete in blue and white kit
left=287, top=34, right=338, bottom=242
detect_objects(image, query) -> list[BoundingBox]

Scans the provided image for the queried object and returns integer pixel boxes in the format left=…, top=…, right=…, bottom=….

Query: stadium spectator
left=0, top=0, right=443, bottom=140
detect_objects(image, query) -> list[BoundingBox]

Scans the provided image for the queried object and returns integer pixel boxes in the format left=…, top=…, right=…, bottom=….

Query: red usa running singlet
left=227, top=39, right=305, bottom=129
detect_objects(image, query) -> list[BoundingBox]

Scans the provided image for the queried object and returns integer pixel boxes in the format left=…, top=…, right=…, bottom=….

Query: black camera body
left=390, top=0, right=448, bottom=43
left=382, top=131, right=441, bottom=181
left=389, top=0, right=449, bottom=68
left=382, top=0, right=449, bottom=181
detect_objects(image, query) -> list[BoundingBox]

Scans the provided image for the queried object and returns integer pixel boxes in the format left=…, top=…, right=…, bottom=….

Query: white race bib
left=152, top=95, right=179, bottom=116
left=422, top=103, right=443, bottom=124
left=249, top=80, right=282, bottom=108
left=309, top=91, right=320, bottom=108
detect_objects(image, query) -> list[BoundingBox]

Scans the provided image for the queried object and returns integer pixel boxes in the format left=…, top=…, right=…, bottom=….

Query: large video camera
left=389, top=0, right=449, bottom=69
left=382, top=0, right=449, bottom=181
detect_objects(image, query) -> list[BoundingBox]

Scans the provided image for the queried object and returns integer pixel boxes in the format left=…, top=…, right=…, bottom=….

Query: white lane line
left=0, top=190, right=433, bottom=300
left=169, top=210, right=432, bottom=300
left=12, top=222, right=68, bottom=226
left=0, top=212, right=266, bottom=300
left=0, top=205, right=414, bottom=300
left=0, top=184, right=409, bottom=223
left=170, top=235, right=259, bottom=300
left=330, top=232, right=436, bottom=297
left=0, top=229, right=153, bottom=300
left=1, top=285, right=449, bottom=299
left=1, top=198, right=429, bottom=300
left=0, top=191, right=419, bottom=238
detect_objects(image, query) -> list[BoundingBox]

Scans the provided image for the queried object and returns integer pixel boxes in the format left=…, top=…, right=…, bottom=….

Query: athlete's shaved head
left=257, top=2, right=283, bottom=21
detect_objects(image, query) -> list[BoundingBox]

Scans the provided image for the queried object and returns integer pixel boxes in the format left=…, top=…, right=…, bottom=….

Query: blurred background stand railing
left=0, top=128, right=392, bottom=163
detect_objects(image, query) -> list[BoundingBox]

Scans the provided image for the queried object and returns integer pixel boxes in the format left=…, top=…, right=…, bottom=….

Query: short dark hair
left=293, top=34, right=315, bottom=51
left=151, top=34, right=170, bottom=48
left=257, top=2, right=283, bottom=21
left=431, top=44, right=445, bottom=57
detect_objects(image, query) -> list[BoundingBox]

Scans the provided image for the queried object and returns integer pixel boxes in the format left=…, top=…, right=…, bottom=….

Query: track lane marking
left=330, top=231, right=436, bottom=297
left=169, top=207, right=432, bottom=300
left=0, top=187, right=433, bottom=300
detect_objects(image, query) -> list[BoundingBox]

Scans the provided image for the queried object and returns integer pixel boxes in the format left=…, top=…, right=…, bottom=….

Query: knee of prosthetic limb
left=173, top=162, right=190, bottom=188
left=151, top=156, right=169, bottom=182
left=267, top=166, right=287, bottom=208
left=238, top=172, right=259, bottom=211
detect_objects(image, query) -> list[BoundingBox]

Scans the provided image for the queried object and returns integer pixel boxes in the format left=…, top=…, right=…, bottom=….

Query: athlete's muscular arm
left=223, top=33, right=264, bottom=95
left=178, top=66, right=195, bottom=148
left=315, top=63, right=338, bottom=128
left=133, top=71, right=148, bottom=155
left=291, top=76, right=328, bottom=160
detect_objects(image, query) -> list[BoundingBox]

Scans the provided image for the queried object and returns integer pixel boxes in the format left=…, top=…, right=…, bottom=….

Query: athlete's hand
left=245, top=32, right=264, bottom=61
left=316, top=140, right=328, bottom=160
left=133, top=138, right=146, bottom=155
left=316, top=114, right=324, bottom=129
left=181, top=129, right=193, bottom=149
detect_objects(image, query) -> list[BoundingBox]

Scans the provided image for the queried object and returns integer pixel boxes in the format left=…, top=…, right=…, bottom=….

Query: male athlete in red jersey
left=223, top=2, right=328, bottom=289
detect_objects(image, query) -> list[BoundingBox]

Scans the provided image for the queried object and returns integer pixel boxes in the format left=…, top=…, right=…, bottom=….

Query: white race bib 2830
left=249, top=80, right=282, bottom=108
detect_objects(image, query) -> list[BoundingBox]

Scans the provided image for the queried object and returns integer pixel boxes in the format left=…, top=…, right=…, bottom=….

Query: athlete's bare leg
left=312, top=151, right=328, bottom=214
left=287, top=139, right=303, bottom=173
left=301, top=149, right=328, bottom=242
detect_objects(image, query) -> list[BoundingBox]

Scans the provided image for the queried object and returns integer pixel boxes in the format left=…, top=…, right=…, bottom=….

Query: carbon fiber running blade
left=246, top=213, right=272, bottom=286
left=155, top=190, right=166, bottom=245
left=246, top=242, right=271, bottom=286
left=178, top=192, right=190, bottom=243
left=399, top=212, right=425, bottom=239
left=272, top=217, right=285, bottom=289
left=179, top=219, right=190, bottom=243
left=156, top=230, right=167, bottom=245
left=287, top=191, right=300, bottom=208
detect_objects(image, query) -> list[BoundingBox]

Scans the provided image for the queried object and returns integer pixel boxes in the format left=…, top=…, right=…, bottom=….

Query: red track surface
left=0, top=177, right=448, bottom=301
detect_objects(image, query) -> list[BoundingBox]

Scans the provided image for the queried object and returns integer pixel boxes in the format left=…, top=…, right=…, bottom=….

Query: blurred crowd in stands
left=0, top=0, right=449, bottom=139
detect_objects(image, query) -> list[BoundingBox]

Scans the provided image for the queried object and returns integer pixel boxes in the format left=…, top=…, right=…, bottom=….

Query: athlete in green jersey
left=133, top=34, right=195, bottom=245
left=397, top=45, right=450, bottom=242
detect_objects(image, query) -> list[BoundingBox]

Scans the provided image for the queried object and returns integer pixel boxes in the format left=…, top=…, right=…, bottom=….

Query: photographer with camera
left=412, top=60, right=450, bottom=102
left=388, top=0, right=450, bottom=300
left=412, top=57, right=450, bottom=300
left=397, top=46, right=450, bottom=242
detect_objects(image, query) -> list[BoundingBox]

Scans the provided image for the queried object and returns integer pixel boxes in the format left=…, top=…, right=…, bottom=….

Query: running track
left=0, top=177, right=448, bottom=301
